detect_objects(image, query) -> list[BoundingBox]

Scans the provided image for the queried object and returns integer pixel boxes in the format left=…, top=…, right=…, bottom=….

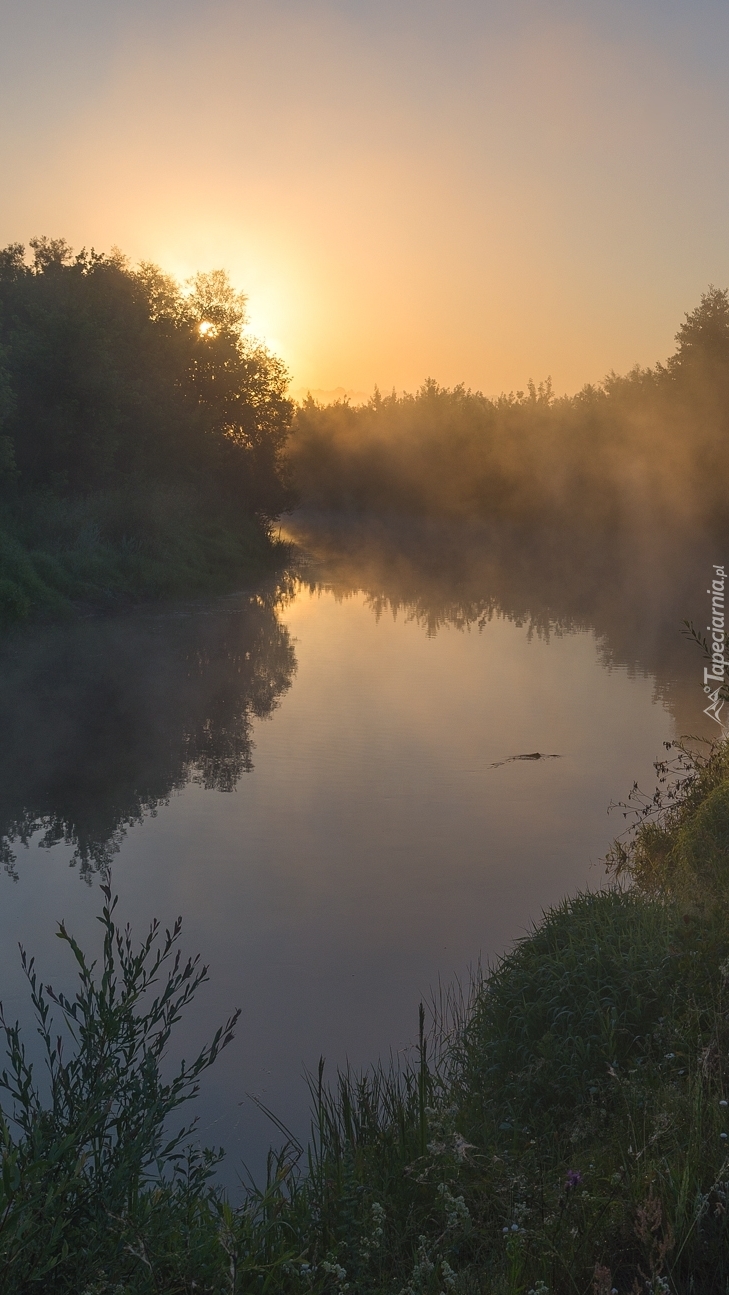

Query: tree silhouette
left=0, top=239, right=294, bottom=516
left=672, top=285, right=729, bottom=370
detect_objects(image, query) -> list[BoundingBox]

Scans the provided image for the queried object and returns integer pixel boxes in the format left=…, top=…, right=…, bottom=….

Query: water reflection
left=0, top=519, right=722, bottom=890
left=0, top=517, right=719, bottom=1179
left=287, top=513, right=722, bottom=739
left=0, top=585, right=297, bottom=879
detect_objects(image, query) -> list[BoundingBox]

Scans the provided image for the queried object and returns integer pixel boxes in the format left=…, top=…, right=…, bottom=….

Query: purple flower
left=565, top=1169, right=583, bottom=1190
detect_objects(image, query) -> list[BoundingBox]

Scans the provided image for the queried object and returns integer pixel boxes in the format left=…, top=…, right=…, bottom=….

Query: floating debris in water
left=490, top=752, right=562, bottom=769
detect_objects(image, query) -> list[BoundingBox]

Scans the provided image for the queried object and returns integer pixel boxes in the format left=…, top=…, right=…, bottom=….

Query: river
left=0, top=514, right=722, bottom=1183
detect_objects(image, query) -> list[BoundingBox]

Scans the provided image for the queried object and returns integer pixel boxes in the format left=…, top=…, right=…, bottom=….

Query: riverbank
left=0, top=484, right=291, bottom=625
left=1, top=739, right=728, bottom=1292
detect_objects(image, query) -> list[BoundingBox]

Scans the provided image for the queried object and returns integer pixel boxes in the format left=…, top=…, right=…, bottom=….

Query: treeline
left=0, top=237, right=295, bottom=620
left=288, top=287, right=729, bottom=531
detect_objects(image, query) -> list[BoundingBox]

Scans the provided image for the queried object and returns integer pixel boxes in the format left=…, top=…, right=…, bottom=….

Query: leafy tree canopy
left=672, top=284, right=729, bottom=370
left=0, top=238, right=294, bottom=519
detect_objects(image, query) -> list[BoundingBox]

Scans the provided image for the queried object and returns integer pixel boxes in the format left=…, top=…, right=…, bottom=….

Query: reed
left=2, top=740, right=729, bottom=1291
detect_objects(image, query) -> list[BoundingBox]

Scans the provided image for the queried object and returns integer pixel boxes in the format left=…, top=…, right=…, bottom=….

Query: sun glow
left=8, top=1, right=728, bottom=400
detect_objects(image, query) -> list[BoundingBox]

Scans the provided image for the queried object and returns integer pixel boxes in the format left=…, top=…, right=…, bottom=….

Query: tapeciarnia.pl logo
left=703, top=563, right=727, bottom=730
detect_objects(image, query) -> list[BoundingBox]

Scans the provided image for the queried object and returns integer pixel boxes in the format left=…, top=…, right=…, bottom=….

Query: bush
left=0, top=886, right=240, bottom=1291
left=4, top=741, right=729, bottom=1292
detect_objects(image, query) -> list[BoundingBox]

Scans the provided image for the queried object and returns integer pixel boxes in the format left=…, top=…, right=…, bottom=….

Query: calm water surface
left=0, top=517, right=721, bottom=1181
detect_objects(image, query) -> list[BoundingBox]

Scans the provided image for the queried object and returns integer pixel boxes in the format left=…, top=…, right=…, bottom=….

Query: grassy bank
left=2, top=740, right=729, bottom=1293
left=0, top=484, right=289, bottom=624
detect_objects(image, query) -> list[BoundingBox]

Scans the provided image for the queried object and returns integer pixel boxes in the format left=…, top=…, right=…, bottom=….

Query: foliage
left=607, top=738, right=729, bottom=908
left=4, top=739, right=729, bottom=1291
left=0, top=238, right=296, bottom=624
left=287, top=288, right=729, bottom=531
left=288, top=885, right=729, bottom=1295
left=0, top=884, right=241, bottom=1290
left=0, top=483, right=290, bottom=625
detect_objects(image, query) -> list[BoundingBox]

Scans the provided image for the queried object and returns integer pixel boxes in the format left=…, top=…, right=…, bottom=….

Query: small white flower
left=441, top=1260, right=457, bottom=1289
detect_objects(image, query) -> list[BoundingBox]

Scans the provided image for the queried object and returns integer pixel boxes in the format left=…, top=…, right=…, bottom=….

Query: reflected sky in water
left=0, top=518, right=721, bottom=1183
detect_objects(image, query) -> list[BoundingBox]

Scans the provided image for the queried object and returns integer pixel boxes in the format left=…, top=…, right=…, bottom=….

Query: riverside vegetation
left=288, top=287, right=729, bottom=535
left=2, top=737, right=729, bottom=1293
left=4, top=246, right=729, bottom=1292
left=4, top=241, right=729, bottom=623
left=0, top=238, right=295, bottom=623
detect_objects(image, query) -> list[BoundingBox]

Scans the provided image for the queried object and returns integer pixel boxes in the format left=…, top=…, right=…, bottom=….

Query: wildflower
left=565, top=1168, right=583, bottom=1190
left=369, top=1200, right=386, bottom=1240
left=321, top=1260, right=349, bottom=1289
left=441, top=1260, right=457, bottom=1289
left=720, top=1099, right=728, bottom=1108
left=437, top=1183, right=470, bottom=1229
left=511, top=1222, right=519, bottom=1232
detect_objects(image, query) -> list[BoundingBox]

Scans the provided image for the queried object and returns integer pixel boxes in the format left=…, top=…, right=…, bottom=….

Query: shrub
left=0, top=885, right=239, bottom=1291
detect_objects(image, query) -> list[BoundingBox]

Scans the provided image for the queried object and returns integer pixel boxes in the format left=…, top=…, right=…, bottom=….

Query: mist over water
left=0, top=515, right=721, bottom=1180
left=288, top=512, right=722, bottom=740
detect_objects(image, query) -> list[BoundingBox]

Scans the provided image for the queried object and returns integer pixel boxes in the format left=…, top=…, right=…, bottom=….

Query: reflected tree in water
left=0, top=585, right=296, bottom=879
left=290, top=513, right=722, bottom=738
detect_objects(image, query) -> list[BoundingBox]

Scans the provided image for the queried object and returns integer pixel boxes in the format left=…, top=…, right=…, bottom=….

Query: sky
left=2, top=0, right=729, bottom=399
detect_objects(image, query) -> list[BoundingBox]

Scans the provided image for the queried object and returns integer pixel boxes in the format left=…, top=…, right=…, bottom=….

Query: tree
left=672, top=285, right=729, bottom=370
left=0, top=241, right=294, bottom=515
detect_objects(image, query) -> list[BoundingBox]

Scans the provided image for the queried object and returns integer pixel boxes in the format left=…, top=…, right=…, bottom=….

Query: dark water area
left=0, top=514, right=724, bottom=1184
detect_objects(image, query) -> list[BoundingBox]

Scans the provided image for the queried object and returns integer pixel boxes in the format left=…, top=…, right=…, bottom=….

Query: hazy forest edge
left=288, top=286, right=729, bottom=532
left=3, top=237, right=729, bottom=625
left=0, top=238, right=295, bottom=625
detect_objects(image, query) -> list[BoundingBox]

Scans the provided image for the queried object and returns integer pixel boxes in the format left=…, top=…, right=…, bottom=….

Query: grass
left=0, top=483, right=290, bottom=626
left=2, top=739, right=729, bottom=1292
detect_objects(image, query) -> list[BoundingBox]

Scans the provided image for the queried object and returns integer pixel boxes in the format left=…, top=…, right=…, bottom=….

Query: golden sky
left=2, top=0, right=729, bottom=398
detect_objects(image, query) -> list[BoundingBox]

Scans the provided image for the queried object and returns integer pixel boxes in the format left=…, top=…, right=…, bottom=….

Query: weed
left=4, top=739, right=729, bottom=1291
